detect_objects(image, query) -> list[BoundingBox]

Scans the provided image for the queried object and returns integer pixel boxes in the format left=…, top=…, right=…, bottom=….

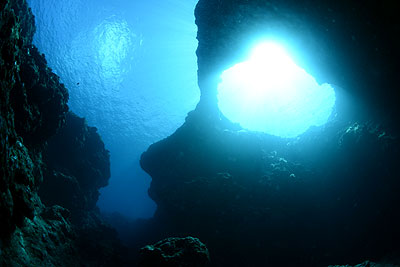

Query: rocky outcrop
left=139, top=236, right=210, bottom=267
left=38, top=111, right=125, bottom=266
left=140, top=110, right=400, bottom=266
left=0, top=205, right=77, bottom=266
left=0, top=1, right=76, bottom=264
left=1, top=0, right=68, bottom=240
left=0, top=1, right=125, bottom=266
left=40, top=112, right=110, bottom=222
left=138, top=1, right=400, bottom=266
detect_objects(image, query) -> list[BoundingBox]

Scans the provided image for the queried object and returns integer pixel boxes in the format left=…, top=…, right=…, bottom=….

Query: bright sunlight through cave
left=217, top=41, right=336, bottom=138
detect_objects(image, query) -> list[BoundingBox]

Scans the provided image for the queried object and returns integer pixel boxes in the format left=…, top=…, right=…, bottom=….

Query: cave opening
left=2, top=0, right=400, bottom=266
left=217, top=41, right=336, bottom=138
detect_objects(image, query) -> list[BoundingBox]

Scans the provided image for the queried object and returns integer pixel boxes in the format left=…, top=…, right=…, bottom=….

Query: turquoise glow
left=217, top=41, right=336, bottom=138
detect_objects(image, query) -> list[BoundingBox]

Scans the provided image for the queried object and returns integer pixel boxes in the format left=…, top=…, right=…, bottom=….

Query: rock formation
left=1, top=0, right=68, bottom=239
left=2, top=0, right=400, bottom=266
left=139, top=236, right=210, bottom=267
left=40, top=112, right=110, bottom=222
left=139, top=0, right=400, bottom=266
left=0, top=1, right=125, bottom=265
left=140, top=110, right=400, bottom=266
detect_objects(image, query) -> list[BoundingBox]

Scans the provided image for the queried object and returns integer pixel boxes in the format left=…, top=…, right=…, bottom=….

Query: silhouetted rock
left=141, top=107, right=400, bottom=266
left=40, top=111, right=110, bottom=222
left=195, top=0, right=400, bottom=128
left=138, top=1, right=400, bottom=266
left=139, top=236, right=210, bottom=267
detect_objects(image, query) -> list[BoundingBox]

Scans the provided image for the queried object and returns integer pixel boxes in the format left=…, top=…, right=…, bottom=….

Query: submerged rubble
left=139, top=236, right=210, bottom=267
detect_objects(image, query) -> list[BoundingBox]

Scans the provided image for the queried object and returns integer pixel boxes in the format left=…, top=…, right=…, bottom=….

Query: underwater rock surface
left=329, top=261, right=399, bottom=267
left=140, top=110, right=400, bottom=266
left=2, top=0, right=400, bottom=266
left=40, top=111, right=110, bottom=221
left=139, top=236, right=210, bottom=267
left=0, top=1, right=125, bottom=265
left=1, top=0, right=68, bottom=238
left=139, top=1, right=400, bottom=266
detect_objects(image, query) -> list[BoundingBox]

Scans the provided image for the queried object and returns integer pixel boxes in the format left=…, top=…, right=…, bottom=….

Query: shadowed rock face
left=0, top=1, right=125, bottom=266
left=40, top=112, right=110, bottom=221
left=140, top=111, right=400, bottom=266
left=0, top=0, right=69, bottom=238
left=139, top=1, right=400, bottom=266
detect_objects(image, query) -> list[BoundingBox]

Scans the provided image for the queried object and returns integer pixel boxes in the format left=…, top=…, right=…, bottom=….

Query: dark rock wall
left=138, top=1, right=400, bottom=266
left=1, top=0, right=68, bottom=239
left=0, top=1, right=125, bottom=266
left=141, top=112, right=400, bottom=266
left=40, top=112, right=110, bottom=220
left=37, top=112, right=126, bottom=265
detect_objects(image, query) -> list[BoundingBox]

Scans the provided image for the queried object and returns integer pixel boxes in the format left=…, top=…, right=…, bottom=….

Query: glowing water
left=218, top=42, right=336, bottom=138
left=28, top=0, right=200, bottom=219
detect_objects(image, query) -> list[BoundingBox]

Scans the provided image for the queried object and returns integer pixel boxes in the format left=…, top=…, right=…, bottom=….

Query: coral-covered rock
left=139, top=236, right=210, bottom=267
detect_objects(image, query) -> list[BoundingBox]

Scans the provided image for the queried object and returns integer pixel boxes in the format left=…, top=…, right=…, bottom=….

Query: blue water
left=218, top=41, right=336, bottom=138
left=28, top=0, right=200, bottom=219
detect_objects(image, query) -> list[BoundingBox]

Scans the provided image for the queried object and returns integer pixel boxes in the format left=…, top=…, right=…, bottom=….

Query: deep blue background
left=27, top=0, right=200, bottom=219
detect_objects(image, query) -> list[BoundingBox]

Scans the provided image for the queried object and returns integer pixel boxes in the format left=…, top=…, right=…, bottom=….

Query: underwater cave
left=217, top=41, right=336, bottom=137
left=1, top=0, right=400, bottom=266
